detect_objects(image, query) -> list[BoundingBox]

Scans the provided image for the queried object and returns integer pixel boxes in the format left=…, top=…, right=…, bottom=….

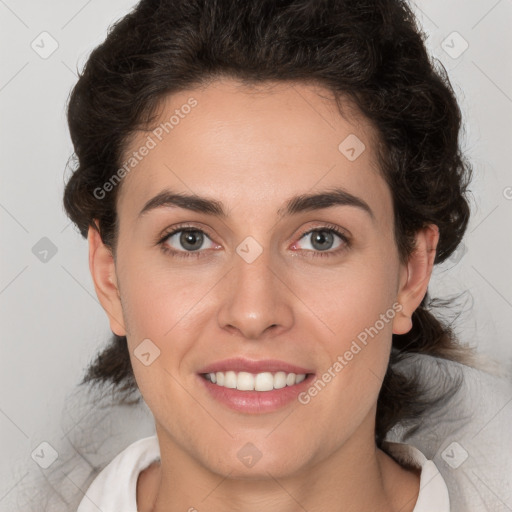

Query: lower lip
left=198, top=374, right=315, bottom=414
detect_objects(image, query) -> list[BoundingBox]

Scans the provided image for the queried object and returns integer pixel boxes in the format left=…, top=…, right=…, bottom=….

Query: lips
left=198, top=357, right=313, bottom=375
left=197, top=357, right=315, bottom=412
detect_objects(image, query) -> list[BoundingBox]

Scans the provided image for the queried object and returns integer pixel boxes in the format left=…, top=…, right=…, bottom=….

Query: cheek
left=296, top=254, right=399, bottom=346
left=119, top=263, right=209, bottom=409
left=119, top=251, right=214, bottom=337
left=292, top=252, right=399, bottom=414
left=117, top=256, right=220, bottom=398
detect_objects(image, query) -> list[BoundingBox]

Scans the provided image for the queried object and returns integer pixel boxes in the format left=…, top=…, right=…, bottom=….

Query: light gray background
left=1, top=0, right=511, bottom=508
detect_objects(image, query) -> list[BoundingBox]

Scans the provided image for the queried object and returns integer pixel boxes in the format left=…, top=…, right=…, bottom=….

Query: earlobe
left=88, top=223, right=127, bottom=336
left=392, top=224, right=439, bottom=335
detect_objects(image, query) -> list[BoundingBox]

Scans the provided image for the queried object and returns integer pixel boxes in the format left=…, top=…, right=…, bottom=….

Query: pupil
left=312, top=231, right=333, bottom=251
left=180, top=231, right=203, bottom=251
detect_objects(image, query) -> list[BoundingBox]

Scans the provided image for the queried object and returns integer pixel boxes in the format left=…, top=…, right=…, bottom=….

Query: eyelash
left=156, top=223, right=351, bottom=259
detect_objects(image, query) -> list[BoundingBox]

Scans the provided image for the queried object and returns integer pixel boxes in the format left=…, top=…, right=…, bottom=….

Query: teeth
left=237, top=372, right=256, bottom=391
left=205, top=371, right=308, bottom=391
left=224, top=371, right=237, bottom=389
left=274, top=371, right=287, bottom=389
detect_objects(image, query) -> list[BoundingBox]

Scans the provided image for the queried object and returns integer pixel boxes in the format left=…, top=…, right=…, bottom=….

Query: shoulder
left=387, top=355, right=512, bottom=511
left=76, top=435, right=160, bottom=512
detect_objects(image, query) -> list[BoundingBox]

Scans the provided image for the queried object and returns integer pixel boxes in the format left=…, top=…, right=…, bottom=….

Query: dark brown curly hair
left=63, top=0, right=478, bottom=448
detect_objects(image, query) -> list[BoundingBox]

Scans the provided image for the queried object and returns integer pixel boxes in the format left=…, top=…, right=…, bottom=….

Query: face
left=90, top=78, right=436, bottom=479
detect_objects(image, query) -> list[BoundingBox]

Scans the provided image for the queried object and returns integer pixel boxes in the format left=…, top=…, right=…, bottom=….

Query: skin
left=89, top=78, right=439, bottom=512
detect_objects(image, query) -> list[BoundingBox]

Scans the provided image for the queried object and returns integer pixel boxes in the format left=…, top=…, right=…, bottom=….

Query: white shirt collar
left=382, top=440, right=450, bottom=511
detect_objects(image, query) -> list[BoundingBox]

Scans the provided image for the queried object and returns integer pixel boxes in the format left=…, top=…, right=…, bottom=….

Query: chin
left=201, top=443, right=311, bottom=480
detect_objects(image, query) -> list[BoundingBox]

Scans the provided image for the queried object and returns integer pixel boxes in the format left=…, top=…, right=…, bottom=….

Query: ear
left=392, top=224, right=439, bottom=335
left=88, top=222, right=127, bottom=336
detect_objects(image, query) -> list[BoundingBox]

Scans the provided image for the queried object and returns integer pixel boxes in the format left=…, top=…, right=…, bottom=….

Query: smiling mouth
left=202, top=371, right=310, bottom=392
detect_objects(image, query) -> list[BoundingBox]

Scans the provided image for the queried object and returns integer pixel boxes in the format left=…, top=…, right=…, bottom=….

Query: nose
left=217, top=249, right=294, bottom=340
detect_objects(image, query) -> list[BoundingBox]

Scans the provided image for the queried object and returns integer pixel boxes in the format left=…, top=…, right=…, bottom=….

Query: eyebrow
left=138, top=187, right=374, bottom=221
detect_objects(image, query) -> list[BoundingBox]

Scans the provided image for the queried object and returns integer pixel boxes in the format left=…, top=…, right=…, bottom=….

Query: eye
left=292, top=227, right=349, bottom=254
left=160, top=228, right=218, bottom=254
left=157, top=224, right=349, bottom=259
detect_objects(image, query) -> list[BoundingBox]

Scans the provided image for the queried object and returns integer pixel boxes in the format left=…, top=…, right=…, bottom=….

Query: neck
left=139, top=417, right=420, bottom=512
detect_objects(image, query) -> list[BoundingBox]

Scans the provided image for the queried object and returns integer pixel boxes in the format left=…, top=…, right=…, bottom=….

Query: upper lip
left=199, top=357, right=314, bottom=375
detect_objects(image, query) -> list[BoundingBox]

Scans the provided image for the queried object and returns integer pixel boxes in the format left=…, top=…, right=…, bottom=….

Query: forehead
left=116, top=79, right=392, bottom=222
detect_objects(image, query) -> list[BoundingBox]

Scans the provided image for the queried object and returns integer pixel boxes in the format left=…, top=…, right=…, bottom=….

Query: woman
left=62, top=0, right=480, bottom=510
